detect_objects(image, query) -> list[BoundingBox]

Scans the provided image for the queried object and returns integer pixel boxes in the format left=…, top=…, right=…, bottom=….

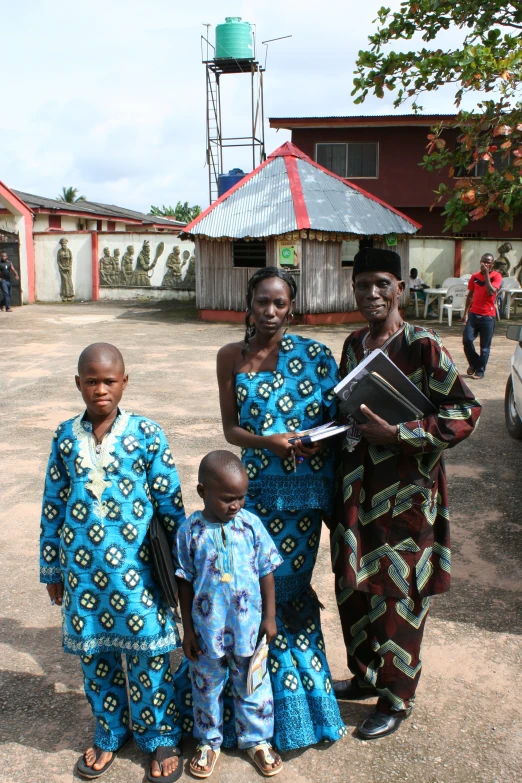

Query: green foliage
left=149, top=201, right=202, bottom=223
left=57, top=186, right=86, bottom=203
left=352, top=1, right=522, bottom=231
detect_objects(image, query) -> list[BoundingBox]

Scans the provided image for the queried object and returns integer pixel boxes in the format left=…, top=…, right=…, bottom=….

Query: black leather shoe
left=333, top=678, right=377, bottom=701
left=357, top=708, right=412, bottom=739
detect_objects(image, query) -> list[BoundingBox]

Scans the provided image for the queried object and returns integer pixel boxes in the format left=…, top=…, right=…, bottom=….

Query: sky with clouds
left=1, top=0, right=469, bottom=212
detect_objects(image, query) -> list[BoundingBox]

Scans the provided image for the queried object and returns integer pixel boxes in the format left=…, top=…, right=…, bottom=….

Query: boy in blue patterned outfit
left=40, top=343, right=185, bottom=782
left=175, top=451, right=284, bottom=778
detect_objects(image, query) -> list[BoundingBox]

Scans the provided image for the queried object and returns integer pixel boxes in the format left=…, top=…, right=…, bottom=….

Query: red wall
left=292, top=127, right=522, bottom=238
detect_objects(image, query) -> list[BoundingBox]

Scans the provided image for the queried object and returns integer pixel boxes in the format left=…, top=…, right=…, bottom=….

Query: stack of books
left=334, top=349, right=436, bottom=424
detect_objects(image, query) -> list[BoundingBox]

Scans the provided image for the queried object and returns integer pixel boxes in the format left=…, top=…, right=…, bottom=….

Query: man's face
left=353, top=271, right=405, bottom=323
left=0, top=253, right=7, bottom=263
left=480, top=255, right=494, bottom=272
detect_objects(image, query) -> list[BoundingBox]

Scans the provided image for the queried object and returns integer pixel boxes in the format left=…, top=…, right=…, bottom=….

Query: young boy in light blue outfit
left=175, top=450, right=284, bottom=778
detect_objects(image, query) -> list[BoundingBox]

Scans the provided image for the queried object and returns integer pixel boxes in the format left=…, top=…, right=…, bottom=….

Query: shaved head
left=78, top=343, right=125, bottom=374
left=198, top=450, right=246, bottom=485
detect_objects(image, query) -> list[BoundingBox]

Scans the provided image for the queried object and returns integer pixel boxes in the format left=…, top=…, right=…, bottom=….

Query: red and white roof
left=182, top=142, right=420, bottom=239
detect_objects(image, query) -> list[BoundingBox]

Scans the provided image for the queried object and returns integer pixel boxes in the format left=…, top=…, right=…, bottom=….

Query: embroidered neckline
left=73, top=410, right=131, bottom=519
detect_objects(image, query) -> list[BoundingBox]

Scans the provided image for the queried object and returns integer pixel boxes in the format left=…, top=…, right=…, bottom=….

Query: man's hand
left=46, top=583, right=64, bottom=605
left=461, top=313, right=468, bottom=324
left=182, top=628, right=201, bottom=661
left=358, top=405, right=398, bottom=446
left=259, top=615, right=277, bottom=644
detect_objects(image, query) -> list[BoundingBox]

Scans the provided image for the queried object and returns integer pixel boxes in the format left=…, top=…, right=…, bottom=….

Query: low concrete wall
left=32, top=231, right=196, bottom=302
left=99, top=287, right=195, bottom=301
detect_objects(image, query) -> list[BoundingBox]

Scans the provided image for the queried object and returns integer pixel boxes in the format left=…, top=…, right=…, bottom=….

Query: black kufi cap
left=353, top=247, right=402, bottom=280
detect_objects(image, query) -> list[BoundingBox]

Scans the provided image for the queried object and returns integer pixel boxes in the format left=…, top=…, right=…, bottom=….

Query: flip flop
left=146, top=744, right=184, bottom=783
left=76, top=745, right=122, bottom=779
left=246, top=742, right=283, bottom=777
left=189, top=744, right=220, bottom=779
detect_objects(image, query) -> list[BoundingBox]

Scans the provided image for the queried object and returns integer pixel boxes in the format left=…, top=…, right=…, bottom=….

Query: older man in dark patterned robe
left=331, top=248, right=481, bottom=739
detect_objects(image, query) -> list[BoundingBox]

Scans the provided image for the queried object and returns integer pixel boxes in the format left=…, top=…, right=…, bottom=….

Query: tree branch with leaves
left=149, top=201, right=201, bottom=223
left=352, top=1, right=522, bottom=232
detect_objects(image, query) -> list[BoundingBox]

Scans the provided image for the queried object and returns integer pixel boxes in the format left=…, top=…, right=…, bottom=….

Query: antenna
left=261, top=35, right=292, bottom=70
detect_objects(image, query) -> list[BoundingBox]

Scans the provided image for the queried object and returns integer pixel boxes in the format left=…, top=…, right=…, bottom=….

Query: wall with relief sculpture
left=32, top=231, right=196, bottom=303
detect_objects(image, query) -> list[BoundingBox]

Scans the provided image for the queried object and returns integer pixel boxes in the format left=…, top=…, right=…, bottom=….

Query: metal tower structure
left=202, top=32, right=265, bottom=204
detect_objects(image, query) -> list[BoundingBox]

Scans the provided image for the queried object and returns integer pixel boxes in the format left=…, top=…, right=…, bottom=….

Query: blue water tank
left=218, top=168, right=246, bottom=196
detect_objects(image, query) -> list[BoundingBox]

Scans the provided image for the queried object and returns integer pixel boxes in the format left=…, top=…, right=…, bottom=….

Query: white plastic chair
left=501, top=277, right=522, bottom=317
left=442, top=277, right=461, bottom=290
left=442, top=284, right=468, bottom=326
left=460, top=274, right=471, bottom=283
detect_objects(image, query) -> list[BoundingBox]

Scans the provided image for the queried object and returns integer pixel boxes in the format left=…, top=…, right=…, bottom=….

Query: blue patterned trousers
left=80, top=652, right=181, bottom=752
left=190, top=653, right=274, bottom=750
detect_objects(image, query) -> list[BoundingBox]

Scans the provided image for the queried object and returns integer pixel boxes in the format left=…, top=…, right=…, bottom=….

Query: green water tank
left=215, top=17, right=253, bottom=60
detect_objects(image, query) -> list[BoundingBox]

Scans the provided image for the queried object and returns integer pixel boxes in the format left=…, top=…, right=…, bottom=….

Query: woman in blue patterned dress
left=215, top=267, right=346, bottom=751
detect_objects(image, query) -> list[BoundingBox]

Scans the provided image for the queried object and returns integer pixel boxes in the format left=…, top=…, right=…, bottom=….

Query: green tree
left=149, top=201, right=202, bottom=223
left=57, top=186, right=86, bottom=203
left=352, top=1, right=522, bottom=232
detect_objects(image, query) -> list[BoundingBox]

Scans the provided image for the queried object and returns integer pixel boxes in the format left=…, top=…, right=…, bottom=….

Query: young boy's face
left=75, top=359, right=128, bottom=419
left=198, top=469, right=249, bottom=524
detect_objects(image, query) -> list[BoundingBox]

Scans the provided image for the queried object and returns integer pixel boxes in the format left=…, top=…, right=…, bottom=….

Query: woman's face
left=250, top=276, right=293, bottom=336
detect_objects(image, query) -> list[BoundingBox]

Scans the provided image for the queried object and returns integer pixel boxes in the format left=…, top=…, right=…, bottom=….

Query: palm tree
left=57, top=186, right=86, bottom=203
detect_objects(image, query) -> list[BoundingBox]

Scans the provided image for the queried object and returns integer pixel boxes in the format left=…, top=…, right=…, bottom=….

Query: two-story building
left=269, top=115, right=522, bottom=284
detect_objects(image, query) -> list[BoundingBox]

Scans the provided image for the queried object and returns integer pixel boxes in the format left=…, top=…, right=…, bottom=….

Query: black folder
left=150, top=514, right=179, bottom=614
left=339, top=371, right=425, bottom=425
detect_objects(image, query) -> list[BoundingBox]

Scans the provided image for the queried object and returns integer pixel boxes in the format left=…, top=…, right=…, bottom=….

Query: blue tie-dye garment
left=39, top=410, right=185, bottom=656
left=175, top=509, right=283, bottom=658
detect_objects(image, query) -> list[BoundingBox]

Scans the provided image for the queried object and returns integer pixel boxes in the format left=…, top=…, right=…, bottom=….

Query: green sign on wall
left=279, top=246, right=295, bottom=266
left=386, top=234, right=397, bottom=247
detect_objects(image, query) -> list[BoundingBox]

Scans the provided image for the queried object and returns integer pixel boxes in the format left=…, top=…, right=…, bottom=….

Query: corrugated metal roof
left=183, top=142, right=419, bottom=238
left=13, top=190, right=184, bottom=227
left=189, top=155, right=297, bottom=238
left=298, top=159, right=417, bottom=235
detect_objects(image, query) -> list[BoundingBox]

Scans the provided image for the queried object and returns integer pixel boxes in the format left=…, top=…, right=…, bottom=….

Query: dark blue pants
left=463, top=312, right=495, bottom=376
left=0, top=280, right=11, bottom=310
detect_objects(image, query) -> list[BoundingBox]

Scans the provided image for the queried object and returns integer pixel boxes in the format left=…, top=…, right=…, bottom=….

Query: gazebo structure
left=181, top=142, right=420, bottom=323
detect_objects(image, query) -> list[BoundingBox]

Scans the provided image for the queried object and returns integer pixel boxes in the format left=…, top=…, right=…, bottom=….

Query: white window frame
left=315, top=142, right=379, bottom=179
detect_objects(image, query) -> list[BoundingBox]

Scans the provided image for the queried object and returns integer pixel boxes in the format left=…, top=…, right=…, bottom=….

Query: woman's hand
left=265, top=433, right=295, bottom=459
left=292, top=439, right=321, bottom=460
left=46, top=583, right=64, bottom=606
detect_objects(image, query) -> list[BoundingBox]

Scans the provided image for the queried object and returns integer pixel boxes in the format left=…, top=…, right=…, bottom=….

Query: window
left=316, top=143, right=378, bottom=178
left=107, top=221, right=116, bottom=231
left=341, top=240, right=359, bottom=267
left=96, top=220, right=103, bottom=231
left=48, top=214, right=62, bottom=229
left=454, top=148, right=510, bottom=178
left=232, top=240, right=266, bottom=268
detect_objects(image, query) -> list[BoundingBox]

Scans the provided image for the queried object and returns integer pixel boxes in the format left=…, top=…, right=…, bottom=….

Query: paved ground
left=1, top=301, right=521, bottom=783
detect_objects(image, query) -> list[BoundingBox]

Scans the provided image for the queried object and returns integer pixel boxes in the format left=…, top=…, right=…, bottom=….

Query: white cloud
left=0, top=0, right=473, bottom=212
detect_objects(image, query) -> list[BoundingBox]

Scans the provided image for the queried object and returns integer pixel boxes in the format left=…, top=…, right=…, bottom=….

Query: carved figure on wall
left=120, top=245, right=134, bottom=285
left=112, top=249, right=121, bottom=285
left=181, top=251, right=196, bottom=290
left=493, top=242, right=513, bottom=278
left=99, top=247, right=117, bottom=286
left=131, top=240, right=164, bottom=286
left=57, top=237, right=74, bottom=301
left=161, top=245, right=184, bottom=287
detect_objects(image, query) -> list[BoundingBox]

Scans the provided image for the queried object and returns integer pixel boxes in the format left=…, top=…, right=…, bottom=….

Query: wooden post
left=91, top=231, right=99, bottom=301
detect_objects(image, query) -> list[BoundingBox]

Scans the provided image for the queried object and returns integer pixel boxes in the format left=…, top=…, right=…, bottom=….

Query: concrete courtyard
left=0, top=301, right=521, bottom=783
